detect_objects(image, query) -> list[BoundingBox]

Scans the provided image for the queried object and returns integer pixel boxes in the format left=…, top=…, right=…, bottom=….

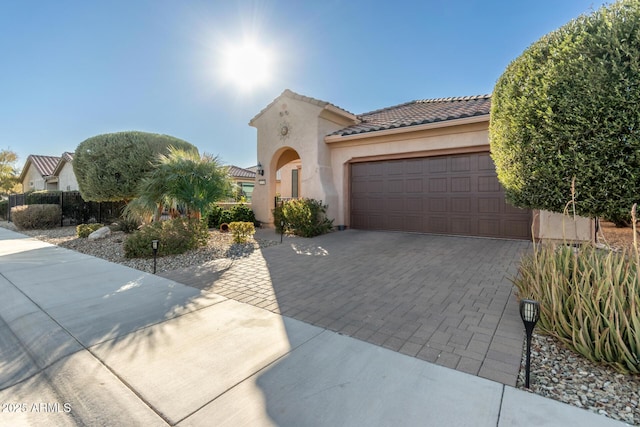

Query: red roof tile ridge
left=416, top=94, right=491, bottom=103
left=250, top=89, right=356, bottom=125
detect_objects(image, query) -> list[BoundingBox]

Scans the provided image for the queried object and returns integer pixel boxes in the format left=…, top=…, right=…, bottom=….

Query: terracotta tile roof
left=28, top=155, right=61, bottom=177
left=62, top=151, right=74, bottom=162
left=249, top=89, right=356, bottom=125
left=53, top=152, right=75, bottom=175
left=332, top=94, right=491, bottom=136
left=227, top=165, right=256, bottom=179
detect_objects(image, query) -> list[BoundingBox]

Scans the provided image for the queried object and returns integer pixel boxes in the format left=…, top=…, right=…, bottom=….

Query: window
left=291, top=169, right=298, bottom=198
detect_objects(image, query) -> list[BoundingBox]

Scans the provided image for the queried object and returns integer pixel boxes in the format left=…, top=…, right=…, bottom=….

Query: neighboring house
left=19, top=152, right=79, bottom=192
left=52, top=152, right=79, bottom=191
left=19, top=155, right=60, bottom=192
left=227, top=165, right=256, bottom=201
left=250, top=89, right=592, bottom=241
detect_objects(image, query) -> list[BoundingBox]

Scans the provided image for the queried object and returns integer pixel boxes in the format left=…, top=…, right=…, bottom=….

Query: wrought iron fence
left=8, top=191, right=126, bottom=226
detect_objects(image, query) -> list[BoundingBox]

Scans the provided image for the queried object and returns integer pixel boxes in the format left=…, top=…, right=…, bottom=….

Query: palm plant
left=125, top=147, right=231, bottom=222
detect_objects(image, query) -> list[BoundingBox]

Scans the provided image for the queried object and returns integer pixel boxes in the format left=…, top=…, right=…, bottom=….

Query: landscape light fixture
left=519, top=299, right=540, bottom=389
left=151, top=239, right=159, bottom=274
left=280, top=219, right=285, bottom=243
left=257, top=162, right=264, bottom=176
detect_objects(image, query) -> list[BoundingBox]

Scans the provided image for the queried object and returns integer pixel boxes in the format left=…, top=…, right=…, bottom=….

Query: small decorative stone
left=88, top=226, right=111, bottom=240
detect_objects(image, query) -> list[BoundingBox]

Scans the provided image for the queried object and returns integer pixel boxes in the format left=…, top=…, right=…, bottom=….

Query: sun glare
left=220, top=39, right=273, bottom=92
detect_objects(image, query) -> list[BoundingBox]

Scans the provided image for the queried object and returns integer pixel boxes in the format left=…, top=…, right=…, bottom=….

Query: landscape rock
left=88, top=226, right=111, bottom=240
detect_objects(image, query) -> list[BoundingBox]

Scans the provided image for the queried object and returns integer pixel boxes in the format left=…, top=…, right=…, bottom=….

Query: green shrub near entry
left=11, top=205, right=61, bottom=230
left=274, top=198, right=333, bottom=237
left=205, top=204, right=257, bottom=229
left=513, top=243, right=640, bottom=374
left=228, top=204, right=256, bottom=224
left=228, top=221, right=255, bottom=244
left=206, top=205, right=224, bottom=229
left=124, top=218, right=209, bottom=258
left=76, top=223, right=105, bottom=238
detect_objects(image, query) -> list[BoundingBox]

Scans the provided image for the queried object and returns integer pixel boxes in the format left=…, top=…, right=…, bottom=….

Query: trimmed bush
left=11, top=205, right=61, bottom=230
left=229, top=204, right=256, bottom=225
left=274, top=198, right=333, bottom=237
left=124, top=218, right=209, bottom=258
left=206, top=204, right=257, bottom=229
left=490, top=1, right=640, bottom=222
left=25, top=190, right=61, bottom=205
left=513, top=243, right=640, bottom=374
left=228, top=221, right=255, bottom=244
left=77, top=223, right=105, bottom=238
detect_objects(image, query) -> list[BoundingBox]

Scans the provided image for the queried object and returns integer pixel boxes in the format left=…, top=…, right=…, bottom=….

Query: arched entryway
left=274, top=148, right=301, bottom=202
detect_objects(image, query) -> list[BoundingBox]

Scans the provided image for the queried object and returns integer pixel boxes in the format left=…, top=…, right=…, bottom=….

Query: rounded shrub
left=124, top=218, right=209, bottom=258
left=76, top=223, right=105, bottom=238
left=274, top=198, right=333, bottom=237
left=11, top=205, right=61, bottom=230
left=490, top=0, right=640, bottom=222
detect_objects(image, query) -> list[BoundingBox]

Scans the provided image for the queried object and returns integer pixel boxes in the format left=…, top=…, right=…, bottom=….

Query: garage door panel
left=406, top=198, right=421, bottom=212
left=478, top=176, right=501, bottom=192
left=427, top=198, right=447, bottom=212
left=426, top=216, right=448, bottom=233
left=451, top=156, right=471, bottom=172
left=428, top=158, right=447, bottom=173
left=406, top=178, right=422, bottom=193
left=451, top=177, right=471, bottom=192
left=479, top=219, right=501, bottom=236
left=388, top=215, right=404, bottom=230
left=406, top=159, right=424, bottom=174
left=478, top=198, right=500, bottom=214
left=429, top=178, right=447, bottom=192
left=388, top=179, right=404, bottom=193
left=450, top=216, right=472, bottom=234
left=350, top=153, right=531, bottom=239
left=387, top=161, right=404, bottom=175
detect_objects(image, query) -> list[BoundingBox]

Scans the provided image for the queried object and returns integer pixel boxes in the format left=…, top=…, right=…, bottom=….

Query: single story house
left=250, top=89, right=592, bottom=241
left=19, top=152, right=79, bottom=192
left=227, top=165, right=256, bottom=201
left=52, top=152, right=78, bottom=191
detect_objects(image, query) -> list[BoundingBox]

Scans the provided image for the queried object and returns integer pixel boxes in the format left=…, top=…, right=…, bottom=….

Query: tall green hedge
left=73, top=131, right=197, bottom=202
left=490, top=0, right=640, bottom=223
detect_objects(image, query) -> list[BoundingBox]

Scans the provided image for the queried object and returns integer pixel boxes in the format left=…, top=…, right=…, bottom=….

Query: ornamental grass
left=513, top=207, right=640, bottom=374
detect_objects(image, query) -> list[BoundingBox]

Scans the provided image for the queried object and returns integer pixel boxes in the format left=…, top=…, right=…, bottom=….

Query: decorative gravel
left=0, top=223, right=279, bottom=274
left=3, top=221, right=638, bottom=424
left=517, top=333, right=639, bottom=425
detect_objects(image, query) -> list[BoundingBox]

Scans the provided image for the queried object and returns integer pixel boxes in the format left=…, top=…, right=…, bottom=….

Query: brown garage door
left=350, top=152, right=531, bottom=239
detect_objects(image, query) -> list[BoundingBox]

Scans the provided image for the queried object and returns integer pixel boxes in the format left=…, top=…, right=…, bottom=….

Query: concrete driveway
left=162, top=229, right=532, bottom=386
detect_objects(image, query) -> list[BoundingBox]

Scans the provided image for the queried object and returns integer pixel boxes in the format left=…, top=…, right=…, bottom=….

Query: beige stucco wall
left=277, top=160, right=301, bottom=198
left=250, top=96, right=350, bottom=225
left=58, top=162, right=79, bottom=191
left=534, top=210, right=594, bottom=242
left=327, top=120, right=493, bottom=226
left=22, top=164, right=45, bottom=191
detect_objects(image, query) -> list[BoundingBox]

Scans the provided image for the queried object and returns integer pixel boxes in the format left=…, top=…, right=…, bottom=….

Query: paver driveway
left=161, top=229, right=531, bottom=386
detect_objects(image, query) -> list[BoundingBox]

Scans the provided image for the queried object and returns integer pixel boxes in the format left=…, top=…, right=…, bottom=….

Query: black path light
left=520, top=299, right=541, bottom=389
left=280, top=219, right=285, bottom=243
left=151, top=239, right=159, bottom=274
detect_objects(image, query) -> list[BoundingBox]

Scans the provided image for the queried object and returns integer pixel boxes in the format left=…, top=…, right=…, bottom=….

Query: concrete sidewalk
left=0, top=228, right=628, bottom=426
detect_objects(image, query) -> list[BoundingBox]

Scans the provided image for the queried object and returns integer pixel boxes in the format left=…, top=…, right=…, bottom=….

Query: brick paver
left=160, top=229, right=531, bottom=386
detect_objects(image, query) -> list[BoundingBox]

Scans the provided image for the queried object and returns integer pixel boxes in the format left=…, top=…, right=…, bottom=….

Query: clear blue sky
left=1, top=0, right=609, bottom=171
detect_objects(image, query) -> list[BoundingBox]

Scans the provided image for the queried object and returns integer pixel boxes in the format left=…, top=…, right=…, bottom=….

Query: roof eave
left=325, top=114, right=489, bottom=144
